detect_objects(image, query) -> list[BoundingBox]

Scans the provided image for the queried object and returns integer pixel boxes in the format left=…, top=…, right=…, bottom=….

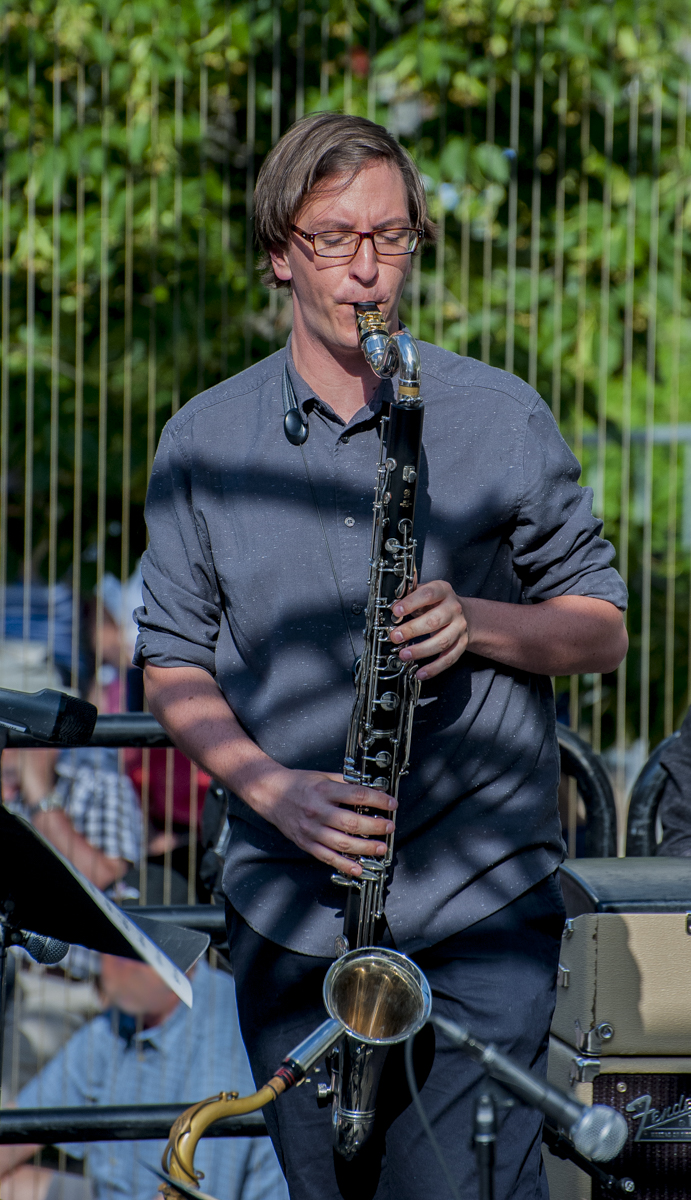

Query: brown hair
left=254, top=112, right=435, bottom=289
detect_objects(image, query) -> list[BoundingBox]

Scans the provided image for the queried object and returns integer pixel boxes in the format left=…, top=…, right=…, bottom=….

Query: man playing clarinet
left=134, top=112, right=628, bottom=1199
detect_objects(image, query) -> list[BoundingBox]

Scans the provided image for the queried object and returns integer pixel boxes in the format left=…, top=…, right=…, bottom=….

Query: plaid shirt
left=55, top=747, right=141, bottom=864
left=11, top=747, right=141, bottom=865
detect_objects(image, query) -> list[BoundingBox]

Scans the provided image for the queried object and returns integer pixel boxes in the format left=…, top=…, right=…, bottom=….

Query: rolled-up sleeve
left=511, top=399, right=628, bottom=609
left=133, top=423, right=221, bottom=674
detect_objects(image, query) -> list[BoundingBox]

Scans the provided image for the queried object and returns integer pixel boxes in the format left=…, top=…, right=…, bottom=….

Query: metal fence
left=0, top=5, right=689, bottom=1191
left=0, top=3, right=689, bottom=837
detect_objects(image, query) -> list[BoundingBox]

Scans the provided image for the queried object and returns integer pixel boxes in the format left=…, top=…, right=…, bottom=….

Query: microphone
left=16, top=929, right=70, bottom=965
left=432, top=1015, right=628, bottom=1163
left=0, top=687, right=97, bottom=745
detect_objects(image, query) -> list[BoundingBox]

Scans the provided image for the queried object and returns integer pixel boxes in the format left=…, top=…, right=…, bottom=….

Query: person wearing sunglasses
left=134, top=112, right=628, bottom=1200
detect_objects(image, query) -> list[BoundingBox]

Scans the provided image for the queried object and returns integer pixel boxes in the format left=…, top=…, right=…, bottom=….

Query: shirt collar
left=115, top=960, right=210, bottom=1052
left=284, top=335, right=391, bottom=431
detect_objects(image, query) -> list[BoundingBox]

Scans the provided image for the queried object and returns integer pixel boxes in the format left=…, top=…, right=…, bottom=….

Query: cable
left=404, top=1032, right=462, bottom=1200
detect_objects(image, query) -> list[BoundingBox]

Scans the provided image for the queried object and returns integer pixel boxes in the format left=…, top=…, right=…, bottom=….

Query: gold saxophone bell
left=159, top=1085, right=283, bottom=1197
left=158, top=1017, right=342, bottom=1198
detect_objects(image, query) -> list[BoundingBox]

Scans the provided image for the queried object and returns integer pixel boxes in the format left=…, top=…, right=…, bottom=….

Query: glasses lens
left=373, top=229, right=418, bottom=254
left=314, top=232, right=361, bottom=258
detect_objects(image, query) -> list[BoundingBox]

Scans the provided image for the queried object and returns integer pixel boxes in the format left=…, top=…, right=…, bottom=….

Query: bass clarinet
left=157, top=303, right=431, bottom=1196
left=325, top=301, right=429, bottom=1159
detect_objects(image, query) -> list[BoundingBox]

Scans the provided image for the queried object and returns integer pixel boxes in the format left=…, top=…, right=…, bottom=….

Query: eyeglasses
left=291, top=224, right=423, bottom=260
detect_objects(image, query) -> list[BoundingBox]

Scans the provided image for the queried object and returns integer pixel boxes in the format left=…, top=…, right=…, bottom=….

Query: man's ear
left=270, top=245, right=292, bottom=284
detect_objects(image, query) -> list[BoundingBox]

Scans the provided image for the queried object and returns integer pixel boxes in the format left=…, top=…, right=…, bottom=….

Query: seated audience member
left=2, top=607, right=141, bottom=895
left=3, top=744, right=140, bottom=893
left=98, top=576, right=211, bottom=897
left=0, top=955, right=289, bottom=1200
left=657, top=706, right=691, bottom=856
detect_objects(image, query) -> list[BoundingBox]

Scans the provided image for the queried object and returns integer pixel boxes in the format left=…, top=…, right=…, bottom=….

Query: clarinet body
left=328, top=302, right=426, bottom=1158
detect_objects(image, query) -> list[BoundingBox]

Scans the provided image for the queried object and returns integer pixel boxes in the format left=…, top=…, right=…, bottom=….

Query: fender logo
left=626, top=1093, right=691, bottom=1142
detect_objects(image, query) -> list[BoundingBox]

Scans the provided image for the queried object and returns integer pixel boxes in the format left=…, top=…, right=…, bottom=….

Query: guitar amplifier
left=543, top=859, right=691, bottom=1199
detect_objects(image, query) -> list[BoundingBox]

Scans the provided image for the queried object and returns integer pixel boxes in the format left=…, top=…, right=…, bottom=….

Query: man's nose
left=348, top=235, right=379, bottom=283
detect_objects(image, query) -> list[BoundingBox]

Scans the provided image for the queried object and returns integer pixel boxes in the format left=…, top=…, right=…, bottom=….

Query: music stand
left=0, top=806, right=210, bottom=1104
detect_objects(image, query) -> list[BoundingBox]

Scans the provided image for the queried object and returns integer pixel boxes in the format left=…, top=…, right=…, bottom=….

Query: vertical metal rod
left=188, top=759, right=198, bottom=906
left=666, top=84, right=686, bottom=734
left=367, top=4, right=376, bottom=123
left=268, top=0, right=281, bottom=349
left=480, top=67, right=496, bottom=365
left=220, top=11, right=230, bottom=382
left=94, top=23, right=111, bottom=699
left=271, top=0, right=281, bottom=145
left=595, top=31, right=615, bottom=520
left=504, top=24, right=520, bottom=376
left=434, top=209, right=445, bottom=347
left=172, top=56, right=183, bottom=414
left=48, top=24, right=62, bottom=677
left=592, top=88, right=614, bottom=756
left=320, top=0, right=329, bottom=104
left=569, top=54, right=590, bottom=752
left=139, top=748, right=150, bottom=906
left=244, top=4, right=256, bottom=368
left=639, top=87, right=662, bottom=757
left=410, top=258, right=422, bottom=340
left=121, top=77, right=134, bottom=712
left=574, top=78, right=589, bottom=468
left=71, top=63, right=85, bottom=694
left=567, top=775, right=578, bottom=860
left=343, top=14, right=352, bottom=116
left=550, top=63, right=567, bottom=425
left=296, top=0, right=305, bottom=122
left=527, top=23, right=544, bottom=392
left=410, top=0, right=423, bottom=340
left=23, top=41, right=36, bottom=677
left=163, top=745, right=174, bottom=907
left=615, top=75, right=639, bottom=811
left=459, top=185, right=470, bottom=358
left=0, top=23, right=11, bottom=658
left=198, top=19, right=208, bottom=394
left=0, top=917, right=8, bottom=1112
left=148, top=48, right=159, bottom=480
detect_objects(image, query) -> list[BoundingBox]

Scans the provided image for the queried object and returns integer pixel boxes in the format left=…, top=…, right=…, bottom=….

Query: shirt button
left=344, top=517, right=355, bottom=527
left=351, top=603, right=363, bottom=615
left=341, top=435, right=350, bottom=444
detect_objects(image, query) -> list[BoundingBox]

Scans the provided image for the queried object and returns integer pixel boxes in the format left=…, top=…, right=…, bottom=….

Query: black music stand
left=0, top=806, right=210, bottom=1104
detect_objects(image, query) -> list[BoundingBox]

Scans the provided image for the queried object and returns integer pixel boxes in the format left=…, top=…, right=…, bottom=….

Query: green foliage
left=2, top=0, right=691, bottom=747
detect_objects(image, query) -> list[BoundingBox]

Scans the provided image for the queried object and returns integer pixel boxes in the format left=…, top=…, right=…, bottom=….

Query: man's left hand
left=389, top=580, right=467, bottom=681
left=388, top=586, right=628, bottom=680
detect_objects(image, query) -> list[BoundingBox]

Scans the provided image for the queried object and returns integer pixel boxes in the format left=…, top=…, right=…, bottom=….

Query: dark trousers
left=226, top=872, right=565, bottom=1200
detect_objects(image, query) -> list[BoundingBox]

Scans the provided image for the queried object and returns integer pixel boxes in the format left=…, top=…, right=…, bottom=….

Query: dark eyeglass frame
left=290, top=224, right=424, bottom=259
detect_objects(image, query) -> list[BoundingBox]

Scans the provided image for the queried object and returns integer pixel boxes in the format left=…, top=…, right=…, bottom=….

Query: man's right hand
left=248, top=767, right=397, bottom=877
left=144, top=664, right=396, bottom=877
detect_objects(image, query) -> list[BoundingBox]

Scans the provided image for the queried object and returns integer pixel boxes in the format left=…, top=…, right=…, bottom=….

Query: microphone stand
left=406, top=1015, right=636, bottom=1199
left=0, top=911, right=7, bottom=1109
left=473, top=1091, right=496, bottom=1200
left=542, top=1126, right=635, bottom=1196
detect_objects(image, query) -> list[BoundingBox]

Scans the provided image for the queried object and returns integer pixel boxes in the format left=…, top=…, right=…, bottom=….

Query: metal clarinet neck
left=354, top=302, right=422, bottom=408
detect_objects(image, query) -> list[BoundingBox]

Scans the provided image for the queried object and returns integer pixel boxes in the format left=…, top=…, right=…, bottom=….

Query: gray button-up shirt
left=134, top=340, right=627, bottom=957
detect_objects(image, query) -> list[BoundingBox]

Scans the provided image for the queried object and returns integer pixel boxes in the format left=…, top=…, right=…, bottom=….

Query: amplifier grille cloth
left=593, top=1074, right=691, bottom=1200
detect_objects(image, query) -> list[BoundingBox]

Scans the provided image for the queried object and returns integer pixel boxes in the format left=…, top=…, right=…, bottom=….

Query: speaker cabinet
left=545, top=1035, right=691, bottom=1199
